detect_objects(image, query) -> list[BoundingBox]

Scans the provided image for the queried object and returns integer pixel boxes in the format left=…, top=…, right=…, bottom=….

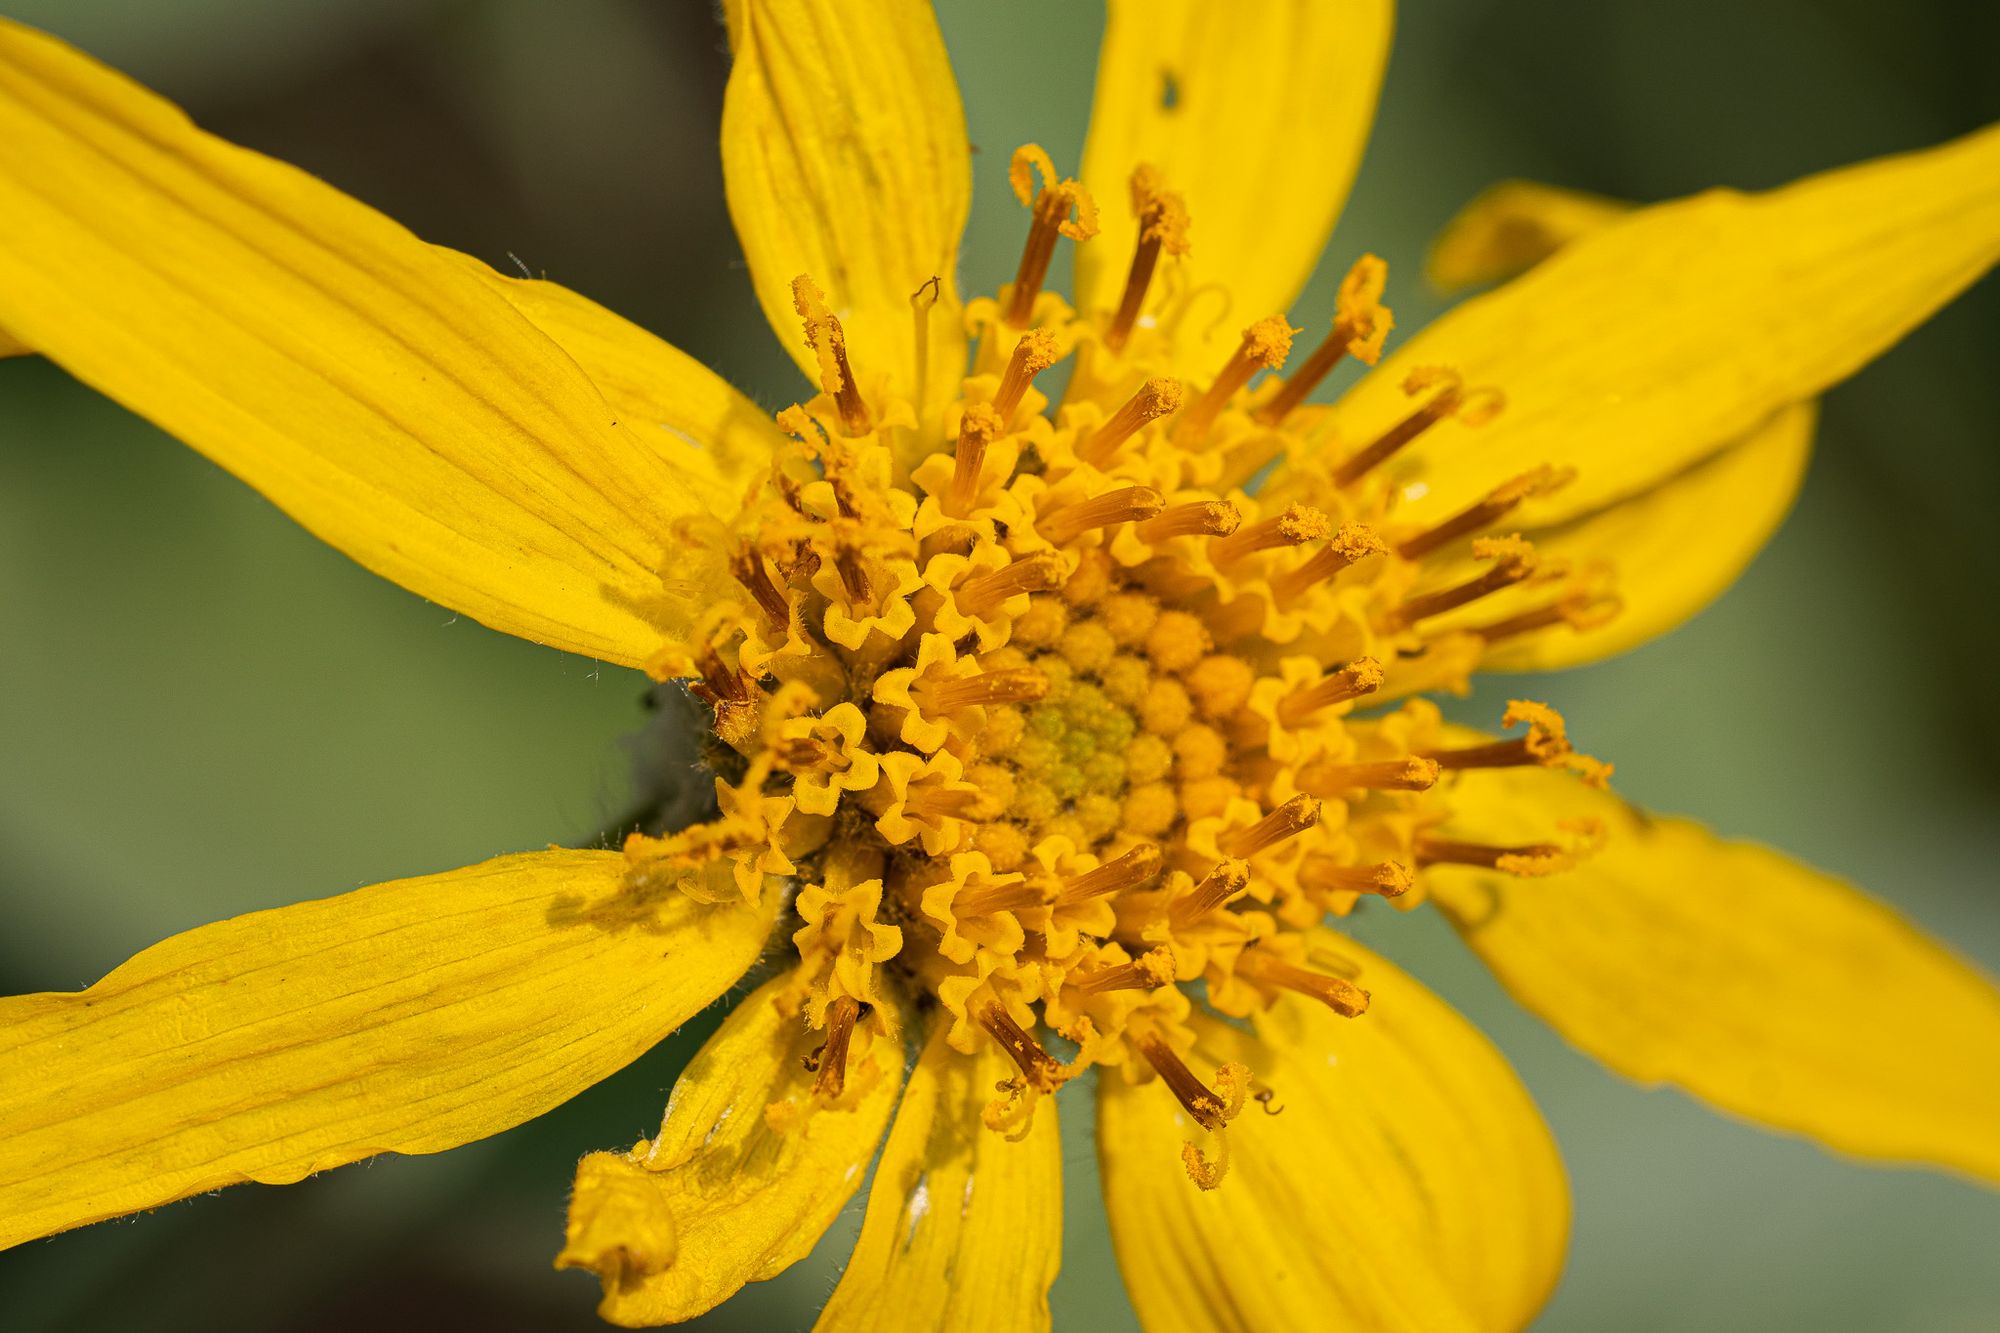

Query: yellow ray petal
left=1426, top=179, right=1632, bottom=294
left=1333, top=122, right=2000, bottom=528
left=559, top=972, right=904, bottom=1326
left=816, top=1018, right=1062, bottom=1333
left=444, top=250, right=787, bottom=522
left=1099, top=935, right=1568, bottom=1333
left=721, top=0, right=969, bottom=415
left=0, top=850, right=776, bottom=1250
left=1075, top=0, right=1394, bottom=373
left=1430, top=767, right=2000, bottom=1185
left=1428, top=400, right=1814, bottom=669
left=0, top=322, right=26, bottom=357
left=0, top=20, right=721, bottom=669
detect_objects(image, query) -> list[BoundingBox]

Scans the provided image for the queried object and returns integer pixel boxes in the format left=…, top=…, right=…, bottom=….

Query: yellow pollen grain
left=1042, top=814, right=1089, bottom=847
left=966, top=762, right=1019, bottom=810
left=1100, top=655, right=1153, bottom=708
left=1186, top=654, right=1256, bottom=718
left=1062, top=550, right=1117, bottom=607
left=1122, top=782, right=1178, bottom=835
left=1012, top=780, right=1059, bottom=825
left=1076, top=794, right=1124, bottom=842
left=1180, top=776, right=1240, bottom=820
left=1145, top=611, right=1211, bottom=673
left=981, top=706, right=1026, bottom=756
left=1126, top=733, right=1173, bottom=784
left=1138, top=677, right=1193, bottom=735
left=1059, top=620, right=1118, bottom=674
left=1101, top=592, right=1160, bottom=646
left=973, top=823, right=1030, bottom=872
left=1013, top=597, right=1069, bottom=647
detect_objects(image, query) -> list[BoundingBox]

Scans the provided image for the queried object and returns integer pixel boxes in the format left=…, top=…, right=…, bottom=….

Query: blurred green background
left=2, top=0, right=1996, bottom=1328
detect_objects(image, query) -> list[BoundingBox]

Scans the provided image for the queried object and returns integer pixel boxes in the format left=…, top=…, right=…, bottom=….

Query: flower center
left=626, top=145, right=1620, bottom=1188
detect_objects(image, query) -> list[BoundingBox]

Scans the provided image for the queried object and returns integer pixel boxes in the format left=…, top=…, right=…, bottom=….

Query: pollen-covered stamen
left=1005, top=144, right=1100, bottom=327
left=948, top=403, right=1003, bottom=516
left=1215, top=794, right=1321, bottom=859
left=980, top=1002, right=1069, bottom=1092
left=1039, top=485, right=1166, bottom=545
left=1270, top=523, right=1386, bottom=603
left=1167, top=858, right=1251, bottom=929
left=1134, top=1030, right=1231, bottom=1132
left=1390, top=535, right=1540, bottom=627
left=813, top=995, right=862, bottom=1099
left=1136, top=500, right=1241, bottom=543
left=992, top=327, right=1061, bottom=421
left=1083, top=377, right=1184, bottom=466
left=1297, top=755, right=1441, bottom=794
left=1105, top=163, right=1192, bottom=352
left=956, top=551, right=1066, bottom=617
left=925, top=667, right=1051, bottom=712
left=791, top=275, right=873, bottom=436
left=1396, top=464, right=1577, bottom=560
left=952, top=875, right=1048, bottom=917
left=1178, top=317, right=1299, bottom=441
left=731, top=548, right=790, bottom=628
left=1208, top=503, right=1329, bottom=567
left=1469, top=588, right=1624, bottom=642
left=1333, top=367, right=1502, bottom=487
left=1422, top=698, right=1574, bottom=771
left=1235, top=947, right=1370, bottom=1017
left=1056, top=843, right=1165, bottom=905
left=1415, top=834, right=1574, bottom=876
left=1255, top=253, right=1394, bottom=425
left=1298, top=856, right=1414, bottom=898
left=1276, top=657, right=1384, bottom=726
left=1071, top=948, right=1177, bottom=993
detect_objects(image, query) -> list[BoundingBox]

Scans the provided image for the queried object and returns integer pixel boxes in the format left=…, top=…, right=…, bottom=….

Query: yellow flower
left=2, top=2, right=1998, bottom=1329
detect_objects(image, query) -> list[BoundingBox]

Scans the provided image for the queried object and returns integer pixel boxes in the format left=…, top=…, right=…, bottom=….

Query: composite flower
left=3, top=3, right=1999, bottom=1331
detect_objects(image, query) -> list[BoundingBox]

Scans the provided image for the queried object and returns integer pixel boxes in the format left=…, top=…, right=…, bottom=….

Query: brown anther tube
left=1215, top=795, right=1320, bottom=859
left=948, top=404, right=1003, bottom=516
left=1255, top=318, right=1363, bottom=425
left=834, top=548, right=873, bottom=602
left=1297, top=857, right=1414, bottom=898
left=993, top=329, right=1061, bottom=420
left=814, top=996, right=861, bottom=1098
left=1039, top=485, right=1165, bottom=545
left=1390, top=552, right=1537, bottom=627
left=1332, top=388, right=1463, bottom=487
left=1136, top=501, right=1241, bottom=543
left=980, top=1003, right=1068, bottom=1091
left=1208, top=504, right=1329, bottom=567
left=1415, top=835, right=1568, bottom=871
left=926, top=667, right=1050, bottom=711
left=1006, top=188, right=1084, bottom=327
left=904, top=784, right=984, bottom=822
left=731, top=549, right=790, bottom=627
left=1178, top=318, right=1295, bottom=442
left=1297, top=756, right=1441, bottom=795
left=1421, top=734, right=1567, bottom=772
left=1168, top=859, right=1250, bottom=929
left=1468, top=591, right=1623, bottom=643
left=1084, top=378, right=1183, bottom=465
left=1396, top=466, right=1574, bottom=560
left=1276, top=658, right=1384, bottom=726
left=953, top=876, right=1047, bottom=918
left=1235, top=949, right=1371, bottom=1017
left=1270, top=524, right=1384, bottom=602
left=1057, top=844, right=1164, bottom=904
left=1134, top=1030, right=1228, bottom=1131
left=956, top=552, right=1066, bottom=618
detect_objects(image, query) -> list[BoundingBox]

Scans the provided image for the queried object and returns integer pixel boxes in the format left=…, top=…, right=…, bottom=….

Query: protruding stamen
left=1105, top=164, right=1192, bottom=352
left=980, top=1002, right=1069, bottom=1091
left=904, top=784, right=983, bottom=822
left=1422, top=699, right=1573, bottom=771
left=1005, top=145, right=1100, bottom=327
left=1215, top=795, right=1320, bottom=859
left=948, top=404, right=1003, bottom=516
left=1397, top=464, right=1577, bottom=559
left=775, top=734, right=834, bottom=770
left=1071, top=948, right=1177, bottom=994
left=1208, top=503, right=1329, bottom=567
left=694, top=646, right=749, bottom=704
left=791, top=275, right=873, bottom=436
left=1057, top=843, right=1164, bottom=905
left=1256, top=254, right=1394, bottom=424
left=1168, top=859, right=1251, bottom=929
left=1333, top=367, right=1502, bottom=486
left=1297, top=857, right=1414, bottom=899
left=954, top=876, right=1047, bottom=918
left=1039, top=485, right=1166, bottom=545
left=1178, top=317, right=1299, bottom=441
left=814, top=996, right=861, bottom=1099
left=834, top=548, right=873, bottom=601
left=1468, top=589, right=1623, bottom=643
left=1297, top=756, right=1441, bottom=794
left=1137, top=500, right=1241, bottom=543
left=731, top=548, right=789, bottom=627
left=992, top=327, right=1061, bottom=422
left=1084, top=377, right=1184, bottom=466
left=1270, top=523, right=1385, bottom=602
left=1276, top=657, right=1384, bottom=727
left=956, top=552, right=1066, bottom=617
left=1134, top=1030, right=1231, bottom=1131
left=1415, top=835, right=1573, bottom=876
left=1236, top=948, right=1370, bottom=1017
left=927, top=667, right=1050, bottom=711
left=1390, top=535, right=1539, bottom=627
